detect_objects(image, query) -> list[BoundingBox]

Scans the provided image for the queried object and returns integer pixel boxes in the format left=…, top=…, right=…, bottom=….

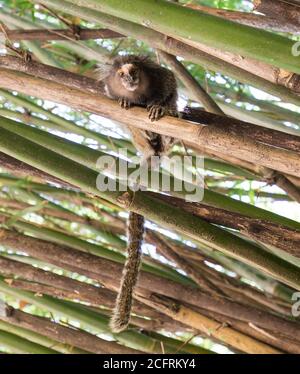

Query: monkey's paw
left=147, top=104, right=166, bottom=121
left=118, top=97, right=132, bottom=109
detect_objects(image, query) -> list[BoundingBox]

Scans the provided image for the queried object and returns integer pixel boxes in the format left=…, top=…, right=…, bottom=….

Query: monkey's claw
left=118, top=98, right=132, bottom=109
left=147, top=105, right=165, bottom=121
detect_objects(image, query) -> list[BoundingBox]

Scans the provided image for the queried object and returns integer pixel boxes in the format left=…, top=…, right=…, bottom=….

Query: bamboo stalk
left=0, top=330, right=58, bottom=354
left=153, top=194, right=300, bottom=256
left=185, top=3, right=300, bottom=34
left=2, top=28, right=123, bottom=41
left=0, top=308, right=141, bottom=354
left=137, top=294, right=281, bottom=354
left=61, top=0, right=300, bottom=73
left=1, top=229, right=300, bottom=340
left=0, top=319, right=87, bottom=354
left=1, top=157, right=298, bottom=231
left=30, top=0, right=300, bottom=106
left=2, top=128, right=300, bottom=289
left=254, top=0, right=300, bottom=26
left=158, top=51, right=224, bottom=115
left=1, top=69, right=299, bottom=179
left=175, top=36, right=300, bottom=95
left=0, top=279, right=209, bottom=354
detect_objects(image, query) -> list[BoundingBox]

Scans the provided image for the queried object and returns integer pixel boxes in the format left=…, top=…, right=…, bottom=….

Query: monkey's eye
left=118, top=71, right=124, bottom=77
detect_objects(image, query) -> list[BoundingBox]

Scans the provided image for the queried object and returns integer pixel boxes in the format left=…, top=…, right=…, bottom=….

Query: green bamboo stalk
left=0, top=108, right=74, bottom=134
left=0, top=115, right=207, bottom=198
left=2, top=114, right=299, bottom=232
left=1, top=186, right=126, bottom=248
left=0, top=330, right=58, bottom=354
left=0, top=320, right=87, bottom=354
left=66, top=0, right=300, bottom=73
left=0, top=89, right=117, bottom=147
left=32, top=0, right=300, bottom=107
left=0, top=168, right=298, bottom=231
left=1, top=128, right=300, bottom=289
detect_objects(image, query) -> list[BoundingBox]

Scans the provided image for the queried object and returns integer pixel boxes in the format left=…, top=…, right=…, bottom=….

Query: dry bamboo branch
left=137, top=293, right=281, bottom=354
left=194, top=305, right=300, bottom=354
left=146, top=231, right=222, bottom=294
left=0, top=67, right=299, bottom=179
left=2, top=55, right=299, bottom=152
left=254, top=0, right=300, bottom=26
left=185, top=3, right=300, bottom=34
left=1, top=28, right=123, bottom=41
left=183, top=108, right=300, bottom=154
left=158, top=51, right=224, bottom=115
left=1, top=229, right=299, bottom=342
left=0, top=255, right=161, bottom=320
left=152, top=194, right=300, bottom=256
left=0, top=307, right=140, bottom=354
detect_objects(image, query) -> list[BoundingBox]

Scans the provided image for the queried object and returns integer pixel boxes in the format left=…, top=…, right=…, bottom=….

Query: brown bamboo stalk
left=146, top=231, right=223, bottom=294
left=183, top=108, right=300, bottom=154
left=7, top=280, right=189, bottom=335
left=136, top=293, right=281, bottom=354
left=1, top=55, right=300, bottom=153
left=1, top=229, right=299, bottom=342
left=1, top=28, right=123, bottom=41
left=254, top=0, right=300, bottom=26
left=0, top=307, right=141, bottom=354
left=152, top=194, right=300, bottom=256
left=0, top=255, right=162, bottom=320
left=0, top=68, right=299, bottom=178
left=185, top=3, right=300, bottom=34
left=158, top=50, right=224, bottom=115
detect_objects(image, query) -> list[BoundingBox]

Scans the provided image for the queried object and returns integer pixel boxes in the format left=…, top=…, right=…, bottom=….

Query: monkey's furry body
left=104, top=55, right=178, bottom=160
left=103, top=55, right=178, bottom=333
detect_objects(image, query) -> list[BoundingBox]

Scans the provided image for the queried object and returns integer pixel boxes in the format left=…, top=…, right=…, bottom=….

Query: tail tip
left=109, top=315, right=130, bottom=333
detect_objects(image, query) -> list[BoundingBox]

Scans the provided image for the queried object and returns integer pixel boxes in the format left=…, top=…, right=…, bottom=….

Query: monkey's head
left=116, top=63, right=140, bottom=91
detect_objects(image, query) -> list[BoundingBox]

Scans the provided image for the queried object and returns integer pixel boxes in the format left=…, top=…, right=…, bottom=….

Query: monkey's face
left=117, top=63, right=140, bottom=91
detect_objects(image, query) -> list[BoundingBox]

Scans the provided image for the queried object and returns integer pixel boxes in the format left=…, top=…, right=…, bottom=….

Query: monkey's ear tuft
left=94, top=63, right=112, bottom=81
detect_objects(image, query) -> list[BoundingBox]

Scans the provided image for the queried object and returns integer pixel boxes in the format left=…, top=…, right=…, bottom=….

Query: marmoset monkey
left=104, top=55, right=178, bottom=162
left=103, top=55, right=178, bottom=332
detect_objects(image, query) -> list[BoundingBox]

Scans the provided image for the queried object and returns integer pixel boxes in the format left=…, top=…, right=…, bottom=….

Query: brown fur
left=105, top=55, right=178, bottom=333
left=104, top=55, right=178, bottom=160
left=109, top=212, right=145, bottom=333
